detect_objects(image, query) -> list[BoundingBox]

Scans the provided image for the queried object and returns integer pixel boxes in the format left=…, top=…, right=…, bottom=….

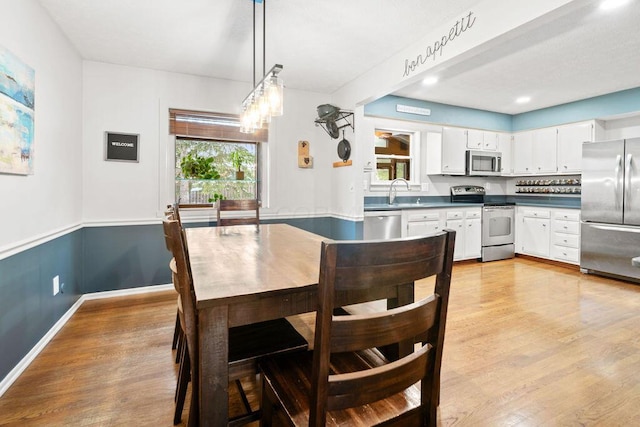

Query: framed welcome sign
left=105, top=131, right=140, bottom=162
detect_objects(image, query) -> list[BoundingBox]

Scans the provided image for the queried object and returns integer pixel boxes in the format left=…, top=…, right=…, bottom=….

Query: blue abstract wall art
left=0, top=46, right=35, bottom=175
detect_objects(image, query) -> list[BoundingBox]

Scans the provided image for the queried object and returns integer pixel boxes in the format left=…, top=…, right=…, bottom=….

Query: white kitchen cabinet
left=532, top=127, right=558, bottom=174
left=464, top=211, right=482, bottom=259
left=446, top=218, right=464, bottom=259
left=497, top=132, right=513, bottom=175
left=467, top=129, right=498, bottom=151
left=516, top=207, right=581, bottom=264
left=513, top=131, right=534, bottom=174
left=519, top=208, right=550, bottom=257
left=482, top=131, right=499, bottom=151
left=403, top=210, right=443, bottom=238
left=466, top=129, right=483, bottom=150
left=550, top=209, right=581, bottom=264
left=425, top=128, right=468, bottom=176
left=402, top=207, right=481, bottom=261
left=513, top=128, right=557, bottom=175
left=445, top=208, right=481, bottom=260
left=557, top=122, right=593, bottom=173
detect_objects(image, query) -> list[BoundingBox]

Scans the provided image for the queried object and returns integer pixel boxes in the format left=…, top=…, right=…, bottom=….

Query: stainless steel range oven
left=481, top=204, right=515, bottom=262
left=450, top=186, right=515, bottom=262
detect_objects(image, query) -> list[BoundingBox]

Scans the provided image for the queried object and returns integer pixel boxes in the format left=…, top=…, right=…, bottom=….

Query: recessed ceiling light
left=422, top=76, right=438, bottom=85
left=600, top=0, right=630, bottom=10
left=516, top=96, right=531, bottom=104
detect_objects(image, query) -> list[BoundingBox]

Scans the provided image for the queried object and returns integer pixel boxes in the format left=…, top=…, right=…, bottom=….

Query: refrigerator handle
left=615, top=154, right=622, bottom=210
left=626, top=153, right=633, bottom=204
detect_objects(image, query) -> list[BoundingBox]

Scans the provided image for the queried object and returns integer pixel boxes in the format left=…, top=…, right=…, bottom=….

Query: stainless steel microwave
left=466, top=150, right=502, bottom=176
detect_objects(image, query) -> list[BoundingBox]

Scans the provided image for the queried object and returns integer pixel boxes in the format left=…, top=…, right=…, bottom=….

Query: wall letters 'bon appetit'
left=402, top=11, right=477, bottom=78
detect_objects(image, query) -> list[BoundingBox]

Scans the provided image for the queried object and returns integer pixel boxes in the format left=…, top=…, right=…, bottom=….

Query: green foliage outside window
left=175, top=139, right=257, bottom=204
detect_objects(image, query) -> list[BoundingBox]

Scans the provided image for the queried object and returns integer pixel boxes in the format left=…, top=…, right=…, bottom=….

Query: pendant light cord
left=263, top=0, right=266, bottom=77
left=252, top=0, right=256, bottom=88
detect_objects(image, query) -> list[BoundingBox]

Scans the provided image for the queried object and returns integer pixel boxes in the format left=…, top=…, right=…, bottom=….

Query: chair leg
left=174, top=345, right=190, bottom=425
left=172, top=309, right=180, bottom=350
left=235, top=379, right=253, bottom=415
left=260, top=378, right=275, bottom=427
left=175, top=329, right=184, bottom=364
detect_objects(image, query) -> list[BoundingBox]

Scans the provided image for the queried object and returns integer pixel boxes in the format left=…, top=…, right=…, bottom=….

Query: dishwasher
left=363, top=211, right=402, bottom=240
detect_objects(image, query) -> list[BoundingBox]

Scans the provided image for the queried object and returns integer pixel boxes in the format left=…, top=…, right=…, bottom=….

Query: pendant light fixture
left=240, top=0, right=283, bottom=133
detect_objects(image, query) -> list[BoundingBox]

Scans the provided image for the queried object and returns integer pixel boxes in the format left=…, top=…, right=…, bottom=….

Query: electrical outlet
left=53, top=275, right=60, bottom=296
left=421, top=183, right=429, bottom=192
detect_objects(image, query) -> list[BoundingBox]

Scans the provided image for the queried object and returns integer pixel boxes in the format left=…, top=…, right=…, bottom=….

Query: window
left=169, top=109, right=267, bottom=206
left=373, top=129, right=413, bottom=182
left=175, top=139, right=258, bottom=204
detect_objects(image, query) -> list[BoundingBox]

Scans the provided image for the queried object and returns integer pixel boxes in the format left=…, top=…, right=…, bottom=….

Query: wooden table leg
left=199, top=305, right=229, bottom=427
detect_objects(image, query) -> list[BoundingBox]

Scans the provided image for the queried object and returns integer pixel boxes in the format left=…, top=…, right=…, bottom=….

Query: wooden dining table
left=185, top=223, right=415, bottom=426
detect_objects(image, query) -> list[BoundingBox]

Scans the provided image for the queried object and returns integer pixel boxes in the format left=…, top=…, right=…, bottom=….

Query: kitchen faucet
left=388, top=178, right=410, bottom=205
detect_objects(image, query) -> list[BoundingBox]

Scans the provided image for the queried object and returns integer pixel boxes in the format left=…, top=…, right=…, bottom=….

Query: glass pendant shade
left=268, top=75, right=284, bottom=116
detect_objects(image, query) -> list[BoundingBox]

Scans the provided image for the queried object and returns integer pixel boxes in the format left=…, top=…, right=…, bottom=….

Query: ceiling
left=37, top=0, right=640, bottom=115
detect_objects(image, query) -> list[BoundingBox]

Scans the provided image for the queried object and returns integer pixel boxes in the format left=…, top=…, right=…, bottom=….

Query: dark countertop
left=364, top=202, right=482, bottom=211
left=364, top=195, right=581, bottom=211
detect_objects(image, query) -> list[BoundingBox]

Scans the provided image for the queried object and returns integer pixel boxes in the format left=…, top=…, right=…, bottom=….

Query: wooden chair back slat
left=327, top=344, right=431, bottom=410
left=330, top=294, right=439, bottom=353
left=217, top=199, right=260, bottom=226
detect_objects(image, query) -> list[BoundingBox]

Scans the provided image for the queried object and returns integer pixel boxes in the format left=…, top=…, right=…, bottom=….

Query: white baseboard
left=82, top=283, right=174, bottom=300
left=0, top=283, right=174, bottom=398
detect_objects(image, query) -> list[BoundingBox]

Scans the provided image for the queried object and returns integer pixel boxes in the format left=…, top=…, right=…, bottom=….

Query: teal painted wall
left=0, top=231, right=83, bottom=382
left=368, top=87, right=640, bottom=132
left=365, top=95, right=513, bottom=131
left=0, top=216, right=361, bottom=382
left=512, top=87, right=640, bottom=131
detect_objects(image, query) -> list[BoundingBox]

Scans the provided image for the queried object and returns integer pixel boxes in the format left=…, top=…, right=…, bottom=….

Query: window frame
left=168, top=109, right=268, bottom=209
left=371, top=127, right=420, bottom=186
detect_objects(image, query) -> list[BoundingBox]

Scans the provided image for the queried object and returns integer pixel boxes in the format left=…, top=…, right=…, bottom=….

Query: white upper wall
left=0, top=0, right=83, bottom=256
left=82, top=61, right=332, bottom=224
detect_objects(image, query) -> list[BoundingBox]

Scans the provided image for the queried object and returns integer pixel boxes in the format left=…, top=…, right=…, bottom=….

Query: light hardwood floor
left=1, top=257, right=639, bottom=426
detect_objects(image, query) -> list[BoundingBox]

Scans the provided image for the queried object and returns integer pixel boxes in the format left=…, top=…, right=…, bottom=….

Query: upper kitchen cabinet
left=513, top=131, right=534, bottom=174
left=556, top=121, right=594, bottom=174
left=467, top=129, right=498, bottom=151
left=426, top=127, right=466, bottom=175
left=513, top=128, right=557, bottom=175
left=512, top=120, right=603, bottom=176
left=497, top=132, right=513, bottom=175
left=533, top=127, right=558, bottom=174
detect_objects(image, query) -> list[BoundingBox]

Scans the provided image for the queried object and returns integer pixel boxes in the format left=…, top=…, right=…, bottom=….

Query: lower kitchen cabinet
left=404, top=210, right=442, bottom=237
left=516, top=206, right=581, bottom=264
left=464, top=213, right=482, bottom=259
left=521, top=214, right=550, bottom=257
left=551, top=209, right=581, bottom=264
left=403, top=207, right=481, bottom=261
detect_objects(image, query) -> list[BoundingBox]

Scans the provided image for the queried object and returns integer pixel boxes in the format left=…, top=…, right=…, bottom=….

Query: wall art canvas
left=0, top=46, right=35, bottom=175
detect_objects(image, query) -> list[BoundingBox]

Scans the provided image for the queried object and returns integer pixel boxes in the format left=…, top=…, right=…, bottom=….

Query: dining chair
left=216, top=199, right=260, bottom=226
left=166, top=203, right=185, bottom=359
left=162, top=218, right=308, bottom=426
left=259, top=230, right=456, bottom=426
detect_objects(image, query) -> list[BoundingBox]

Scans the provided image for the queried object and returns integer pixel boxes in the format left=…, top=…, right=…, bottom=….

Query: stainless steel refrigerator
left=581, top=138, right=640, bottom=282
